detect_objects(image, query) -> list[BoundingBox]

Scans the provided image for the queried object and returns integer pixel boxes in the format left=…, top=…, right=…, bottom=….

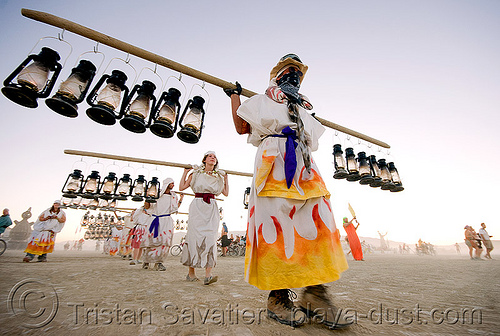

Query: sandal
left=186, top=274, right=200, bottom=282
left=204, top=275, right=218, bottom=285
left=142, top=262, right=150, bottom=269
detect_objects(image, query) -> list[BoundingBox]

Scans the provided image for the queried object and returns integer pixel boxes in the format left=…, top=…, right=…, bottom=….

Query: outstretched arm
left=225, top=82, right=250, bottom=134
left=222, top=173, right=229, bottom=197
left=179, top=167, right=193, bottom=191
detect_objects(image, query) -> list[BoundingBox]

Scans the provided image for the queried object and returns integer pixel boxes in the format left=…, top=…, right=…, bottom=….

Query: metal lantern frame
left=149, top=86, right=183, bottom=138
left=81, top=170, right=102, bottom=199
left=45, top=58, right=97, bottom=117
left=85, top=69, right=130, bottom=125
left=2, top=47, right=63, bottom=108
left=130, top=174, right=147, bottom=202
left=144, top=176, right=161, bottom=203
left=119, top=79, right=157, bottom=133
left=243, top=187, right=251, bottom=209
left=61, top=168, right=85, bottom=198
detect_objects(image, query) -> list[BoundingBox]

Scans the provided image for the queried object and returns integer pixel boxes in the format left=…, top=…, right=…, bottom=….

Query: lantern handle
left=71, top=158, right=87, bottom=174
left=162, top=75, right=188, bottom=106
left=135, top=65, right=164, bottom=96
left=187, top=83, right=211, bottom=109
left=29, top=35, right=73, bottom=68
left=103, top=56, right=138, bottom=84
left=76, top=48, right=106, bottom=72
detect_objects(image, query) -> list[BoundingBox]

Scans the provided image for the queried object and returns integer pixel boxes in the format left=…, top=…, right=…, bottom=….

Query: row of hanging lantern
left=80, top=211, right=122, bottom=227
left=332, top=144, right=404, bottom=192
left=81, top=212, right=124, bottom=240
left=60, top=195, right=117, bottom=211
left=61, top=168, right=162, bottom=203
left=175, top=219, right=187, bottom=231
left=2, top=47, right=208, bottom=143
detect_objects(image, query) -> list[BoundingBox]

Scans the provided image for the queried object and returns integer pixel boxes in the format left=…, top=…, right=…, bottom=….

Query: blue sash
left=149, top=214, right=171, bottom=238
left=269, top=126, right=298, bottom=189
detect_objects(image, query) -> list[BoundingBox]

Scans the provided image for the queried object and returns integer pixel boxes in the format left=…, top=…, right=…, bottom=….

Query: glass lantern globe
left=45, top=59, right=97, bottom=117
left=86, top=70, right=129, bottom=125
left=119, top=80, right=157, bottom=133
left=177, top=96, right=206, bottom=144
left=2, top=47, right=62, bottom=108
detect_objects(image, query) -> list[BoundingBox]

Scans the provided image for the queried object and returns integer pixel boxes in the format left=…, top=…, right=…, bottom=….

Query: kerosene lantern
left=150, top=87, right=182, bottom=138
left=98, top=198, right=109, bottom=211
left=81, top=211, right=90, bottom=227
left=243, top=187, right=251, bottom=209
left=345, top=147, right=361, bottom=182
left=81, top=170, right=101, bottom=199
left=357, top=152, right=374, bottom=185
left=332, top=144, right=348, bottom=179
left=61, top=169, right=84, bottom=198
left=145, top=177, right=160, bottom=203
left=86, top=70, right=129, bottom=125
left=69, top=196, right=82, bottom=209
left=2, top=47, right=62, bottom=108
left=368, top=155, right=383, bottom=188
left=131, top=174, right=147, bottom=201
left=120, top=80, right=157, bottom=133
left=108, top=198, right=117, bottom=210
left=388, top=162, right=404, bottom=192
left=378, top=159, right=396, bottom=191
left=45, top=60, right=97, bottom=117
left=60, top=197, right=71, bottom=208
left=100, top=172, right=117, bottom=200
left=177, top=96, right=206, bottom=144
left=88, top=197, right=99, bottom=210
left=79, top=197, right=91, bottom=209
left=115, top=173, right=132, bottom=200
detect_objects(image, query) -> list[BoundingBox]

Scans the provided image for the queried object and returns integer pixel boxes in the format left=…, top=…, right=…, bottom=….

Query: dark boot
left=299, top=284, right=352, bottom=330
left=267, top=289, right=305, bottom=327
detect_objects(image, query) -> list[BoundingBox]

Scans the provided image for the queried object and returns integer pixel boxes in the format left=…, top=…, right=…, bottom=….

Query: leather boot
left=299, top=284, right=352, bottom=330
left=267, top=289, right=305, bottom=327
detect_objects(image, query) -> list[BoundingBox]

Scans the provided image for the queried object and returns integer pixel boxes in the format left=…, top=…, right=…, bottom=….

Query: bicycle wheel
left=0, top=239, right=6, bottom=256
left=227, top=246, right=238, bottom=257
left=170, top=245, right=182, bottom=256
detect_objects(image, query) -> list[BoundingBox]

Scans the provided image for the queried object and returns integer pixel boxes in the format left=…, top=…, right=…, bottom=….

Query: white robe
left=181, top=167, right=225, bottom=268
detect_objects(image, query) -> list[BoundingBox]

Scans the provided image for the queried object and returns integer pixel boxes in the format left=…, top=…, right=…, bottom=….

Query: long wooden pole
left=21, top=8, right=390, bottom=149
left=64, top=149, right=253, bottom=178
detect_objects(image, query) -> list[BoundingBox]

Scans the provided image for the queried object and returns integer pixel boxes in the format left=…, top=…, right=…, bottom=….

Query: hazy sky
left=0, top=0, right=499, bottom=246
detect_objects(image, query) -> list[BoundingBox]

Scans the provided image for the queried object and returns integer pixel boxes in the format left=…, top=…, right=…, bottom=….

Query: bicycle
left=170, top=240, right=185, bottom=256
left=0, top=238, right=7, bottom=256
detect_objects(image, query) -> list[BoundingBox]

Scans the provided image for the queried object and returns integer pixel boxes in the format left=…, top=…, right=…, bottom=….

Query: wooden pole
left=21, top=8, right=391, bottom=149
left=64, top=149, right=253, bottom=178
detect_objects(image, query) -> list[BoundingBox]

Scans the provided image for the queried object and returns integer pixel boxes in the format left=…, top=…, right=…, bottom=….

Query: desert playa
left=0, top=250, right=498, bottom=336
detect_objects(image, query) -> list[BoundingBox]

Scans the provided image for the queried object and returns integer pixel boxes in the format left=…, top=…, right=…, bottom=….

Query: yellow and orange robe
left=109, top=226, right=122, bottom=256
left=25, top=209, right=66, bottom=255
left=237, top=94, right=348, bottom=290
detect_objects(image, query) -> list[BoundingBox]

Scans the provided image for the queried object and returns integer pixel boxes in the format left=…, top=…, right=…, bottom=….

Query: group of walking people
left=464, top=223, right=494, bottom=260
left=17, top=54, right=354, bottom=331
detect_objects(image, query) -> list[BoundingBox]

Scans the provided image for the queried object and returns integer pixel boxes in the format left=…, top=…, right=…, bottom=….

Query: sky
left=0, top=0, right=499, bottom=246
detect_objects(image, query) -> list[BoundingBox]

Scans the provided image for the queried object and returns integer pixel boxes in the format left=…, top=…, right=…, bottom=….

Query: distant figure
left=77, top=239, right=84, bottom=251
left=378, top=231, right=388, bottom=250
left=343, top=217, right=363, bottom=261
left=455, top=243, right=461, bottom=254
left=0, top=208, right=13, bottom=235
left=95, top=240, right=101, bottom=251
left=64, top=241, right=70, bottom=251
left=464, top=225, right=482, bottom=260
left=478, top=223, right=493, bottom=259
left=218, top=222, right=230, bottom=257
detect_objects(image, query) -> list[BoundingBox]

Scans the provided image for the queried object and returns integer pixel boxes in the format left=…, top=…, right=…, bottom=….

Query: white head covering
left=54, top=200, right=62, bottom=205
left=160, top=177, right=174, bottom=195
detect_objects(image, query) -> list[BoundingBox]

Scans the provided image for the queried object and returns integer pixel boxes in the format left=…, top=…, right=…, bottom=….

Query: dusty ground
left=0, top=250, right=498, bottom=336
